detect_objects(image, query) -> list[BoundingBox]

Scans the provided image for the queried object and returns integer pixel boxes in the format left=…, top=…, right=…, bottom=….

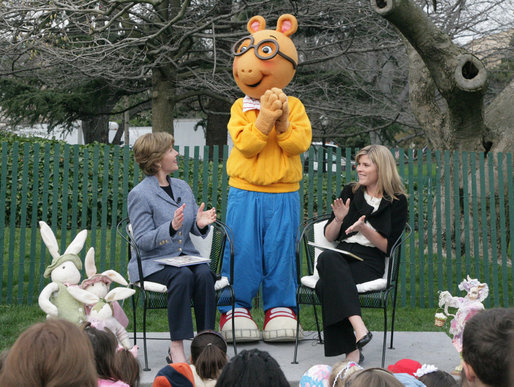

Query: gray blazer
left=127, top=175, right=207, bottom=282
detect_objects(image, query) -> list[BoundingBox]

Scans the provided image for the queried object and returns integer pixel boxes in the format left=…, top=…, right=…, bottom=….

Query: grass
left=0, top=303, right=446, bottom=352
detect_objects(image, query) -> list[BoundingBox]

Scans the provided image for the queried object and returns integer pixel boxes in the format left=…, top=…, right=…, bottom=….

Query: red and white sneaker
left=262, top=307, right=303, bottom=342
left=219, top=307, right=260, bottom=343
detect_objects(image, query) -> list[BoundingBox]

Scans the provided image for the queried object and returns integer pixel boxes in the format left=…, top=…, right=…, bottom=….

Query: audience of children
left=215, top=348, right=289, bottom=387
left=0, top=319, right=98, bottom=387
left=83, top=321, right=140, bottom=387
left=2, top=307, right=512, bottom=387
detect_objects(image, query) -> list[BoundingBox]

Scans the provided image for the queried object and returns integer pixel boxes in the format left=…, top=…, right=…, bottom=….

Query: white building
left=10, top=118, right=208, bottom=149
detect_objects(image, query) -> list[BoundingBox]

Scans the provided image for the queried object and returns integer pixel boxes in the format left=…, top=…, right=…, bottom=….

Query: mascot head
left=232, top=14, right=298, bottom=99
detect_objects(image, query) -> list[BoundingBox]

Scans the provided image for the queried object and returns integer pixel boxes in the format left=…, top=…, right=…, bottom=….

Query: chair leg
left=389, top=290, right=399, bottom=349
left=313, top=304, right=323, bottom=344
left=381, top=305, right=388, bottom=368
left=142, top=297, right=150, bottom=371
left=292, top=295, right=301, bottom=364
left=132, top=291, right=137, bottom=346
left=231, top=290, right=237, bottom=355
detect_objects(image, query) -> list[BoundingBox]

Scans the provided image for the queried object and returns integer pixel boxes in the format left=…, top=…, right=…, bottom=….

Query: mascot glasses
left=232, top=35, right=297, bottom=69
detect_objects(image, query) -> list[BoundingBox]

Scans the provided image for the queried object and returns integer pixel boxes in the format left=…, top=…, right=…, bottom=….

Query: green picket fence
left=0, top=141, right=512, bottom=308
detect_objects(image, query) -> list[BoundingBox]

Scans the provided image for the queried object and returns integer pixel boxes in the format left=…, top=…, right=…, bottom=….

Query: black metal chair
left=292, top=213, right=411, bottom=366
left=117, top=218, right=236, bottom=371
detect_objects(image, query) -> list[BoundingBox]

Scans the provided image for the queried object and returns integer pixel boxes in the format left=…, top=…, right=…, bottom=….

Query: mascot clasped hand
left=219, top=14, right=312, bottom=342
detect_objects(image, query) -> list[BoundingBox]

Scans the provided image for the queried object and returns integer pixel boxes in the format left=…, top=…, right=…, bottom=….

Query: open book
left=308, top=241, right=364, bottom=261
left=155, top=255, right=211, bottom=267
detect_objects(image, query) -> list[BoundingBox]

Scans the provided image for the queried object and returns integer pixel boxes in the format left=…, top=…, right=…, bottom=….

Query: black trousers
left=315, top=243, right=384, bottom=356
left=146, top=263, right=216, bottom=340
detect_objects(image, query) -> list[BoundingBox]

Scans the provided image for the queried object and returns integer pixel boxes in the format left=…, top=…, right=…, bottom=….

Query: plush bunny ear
left=39, top=221, right=60, bottom=260
left=67, top=286, right=100, bottom=305
left=85, top=247, right=97, bottom=278
left=276, top=14, right=298, bottom=37
left=101, top=270, right=128, bottom=286
left=247, top=15, right=266, bottom=34
left=105, top=287, right=136, bottom=302
left=64, top=229, right=88, bottom=256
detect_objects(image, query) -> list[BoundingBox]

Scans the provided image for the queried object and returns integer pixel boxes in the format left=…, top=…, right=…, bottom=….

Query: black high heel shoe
left=165, top=348, right=173, bottom=364
left=356, top=331, right=373, bottom=350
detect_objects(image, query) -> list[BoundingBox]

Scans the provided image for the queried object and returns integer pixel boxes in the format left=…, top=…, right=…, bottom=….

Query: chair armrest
left=134, top=281, right=167, bottom=293
left=214, top=276, right=230, bottom=291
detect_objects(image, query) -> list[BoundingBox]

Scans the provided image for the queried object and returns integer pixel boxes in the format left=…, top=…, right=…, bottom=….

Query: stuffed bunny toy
left=68, top=286, right=136, bottom=349
left=38, top=221, right=90, bottom=324
left=80, top=248, right=130, bottom=328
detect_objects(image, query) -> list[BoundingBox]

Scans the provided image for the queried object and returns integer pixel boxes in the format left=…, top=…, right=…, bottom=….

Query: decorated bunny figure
left=80, top=247, right=130, bottom=328
left=438, top=275, right=489, bottom=354
left=38, top=221, right=89, bottom=324
left=68, top=286, right=136, bottom=349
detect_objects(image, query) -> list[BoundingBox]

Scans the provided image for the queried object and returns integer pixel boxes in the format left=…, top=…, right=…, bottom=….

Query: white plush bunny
left=68, top=286, right=136, bottom=349
left=80, top=248, right=130, bottom=328
left=38, top=221, right=92, bottom=324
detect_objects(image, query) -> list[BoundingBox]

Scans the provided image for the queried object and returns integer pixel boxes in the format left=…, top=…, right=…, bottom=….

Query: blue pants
left=219, top=188, right=299, bottom=313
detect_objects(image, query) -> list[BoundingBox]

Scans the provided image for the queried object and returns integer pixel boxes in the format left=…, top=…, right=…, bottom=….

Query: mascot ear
left=276, top=14, right=298, bottom=37
left=247, top=15, right=266, bottom=34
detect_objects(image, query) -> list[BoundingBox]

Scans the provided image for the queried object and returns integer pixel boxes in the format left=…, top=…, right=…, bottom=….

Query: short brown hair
left=133, top=132, right=175, bottom=176
left=462, top=308, right=514, bottom=387
left=0, top=319, right=97, bottom=387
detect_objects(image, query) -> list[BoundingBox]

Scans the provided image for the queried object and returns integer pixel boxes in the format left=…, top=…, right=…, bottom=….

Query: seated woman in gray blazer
left=128, top=132, right=217, bottom=363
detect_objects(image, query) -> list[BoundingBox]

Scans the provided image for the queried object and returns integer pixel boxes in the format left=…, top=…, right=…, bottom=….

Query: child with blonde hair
left=329, top=360, right=363, bottom=386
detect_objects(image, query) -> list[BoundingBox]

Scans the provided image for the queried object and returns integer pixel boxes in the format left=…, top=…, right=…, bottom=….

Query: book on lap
left=308, top=241, right=364, bottom=261
left=155, top=255, right=211, bottom=267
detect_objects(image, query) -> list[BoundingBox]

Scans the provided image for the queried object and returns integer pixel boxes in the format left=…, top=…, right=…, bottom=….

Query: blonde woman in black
left=316, top=145, right=407, bottom=363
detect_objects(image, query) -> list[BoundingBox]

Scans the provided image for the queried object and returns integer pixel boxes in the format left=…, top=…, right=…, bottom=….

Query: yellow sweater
left=227, top=96, right=312, bottom=193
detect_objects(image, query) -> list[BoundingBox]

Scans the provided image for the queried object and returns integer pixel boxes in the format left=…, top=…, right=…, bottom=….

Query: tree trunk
left=152, top=66, right=176, bottom=134
left=82, top=114, right=110, bottom=144
left=485, top=79, right=514, bottom=154
left=205, top=98, right=230, bottom=151
left=371, top=0, right=511, bottom=262
left=371, top=0, right=489, bottom=152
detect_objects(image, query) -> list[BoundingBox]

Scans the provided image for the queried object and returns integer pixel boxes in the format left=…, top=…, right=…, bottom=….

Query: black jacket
left=325, top=184, right=408, bottom=255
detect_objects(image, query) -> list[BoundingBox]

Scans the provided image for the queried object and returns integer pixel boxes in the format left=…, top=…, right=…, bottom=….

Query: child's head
left=343, top=368, right=404, bottom=387
left=0, top=350, right=9, bottom=374
left=83, top=321, right=121, bottom=381
left=417, top=370, right=457, bottom=387
left=114, top=347, right=141, bottom=387
left=329, top=360, right=363, bottom=386
left=299, top=364, right=332, bottom=387
left=215, top=349, right=289, bottom=387
left=190, top=330, right=228, bottom=380
left=0, top=319, right=97, bottom=387
left=462, top=308, right=514, bottom=387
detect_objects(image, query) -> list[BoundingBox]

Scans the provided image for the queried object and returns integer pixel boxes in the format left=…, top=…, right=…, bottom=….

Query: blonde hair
left=133, top=132, right=175, bottom=176
left=343, top=368, right=403, bottom=387
left=0, top=319, right=97, bottom=387
left=330, top=360, right=363, bottom=386
left=353, top=144, right=406, bottom=201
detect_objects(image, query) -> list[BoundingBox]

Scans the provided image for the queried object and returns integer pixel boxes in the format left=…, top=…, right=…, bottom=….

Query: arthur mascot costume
left=219, top=14, right=312, bottom=342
